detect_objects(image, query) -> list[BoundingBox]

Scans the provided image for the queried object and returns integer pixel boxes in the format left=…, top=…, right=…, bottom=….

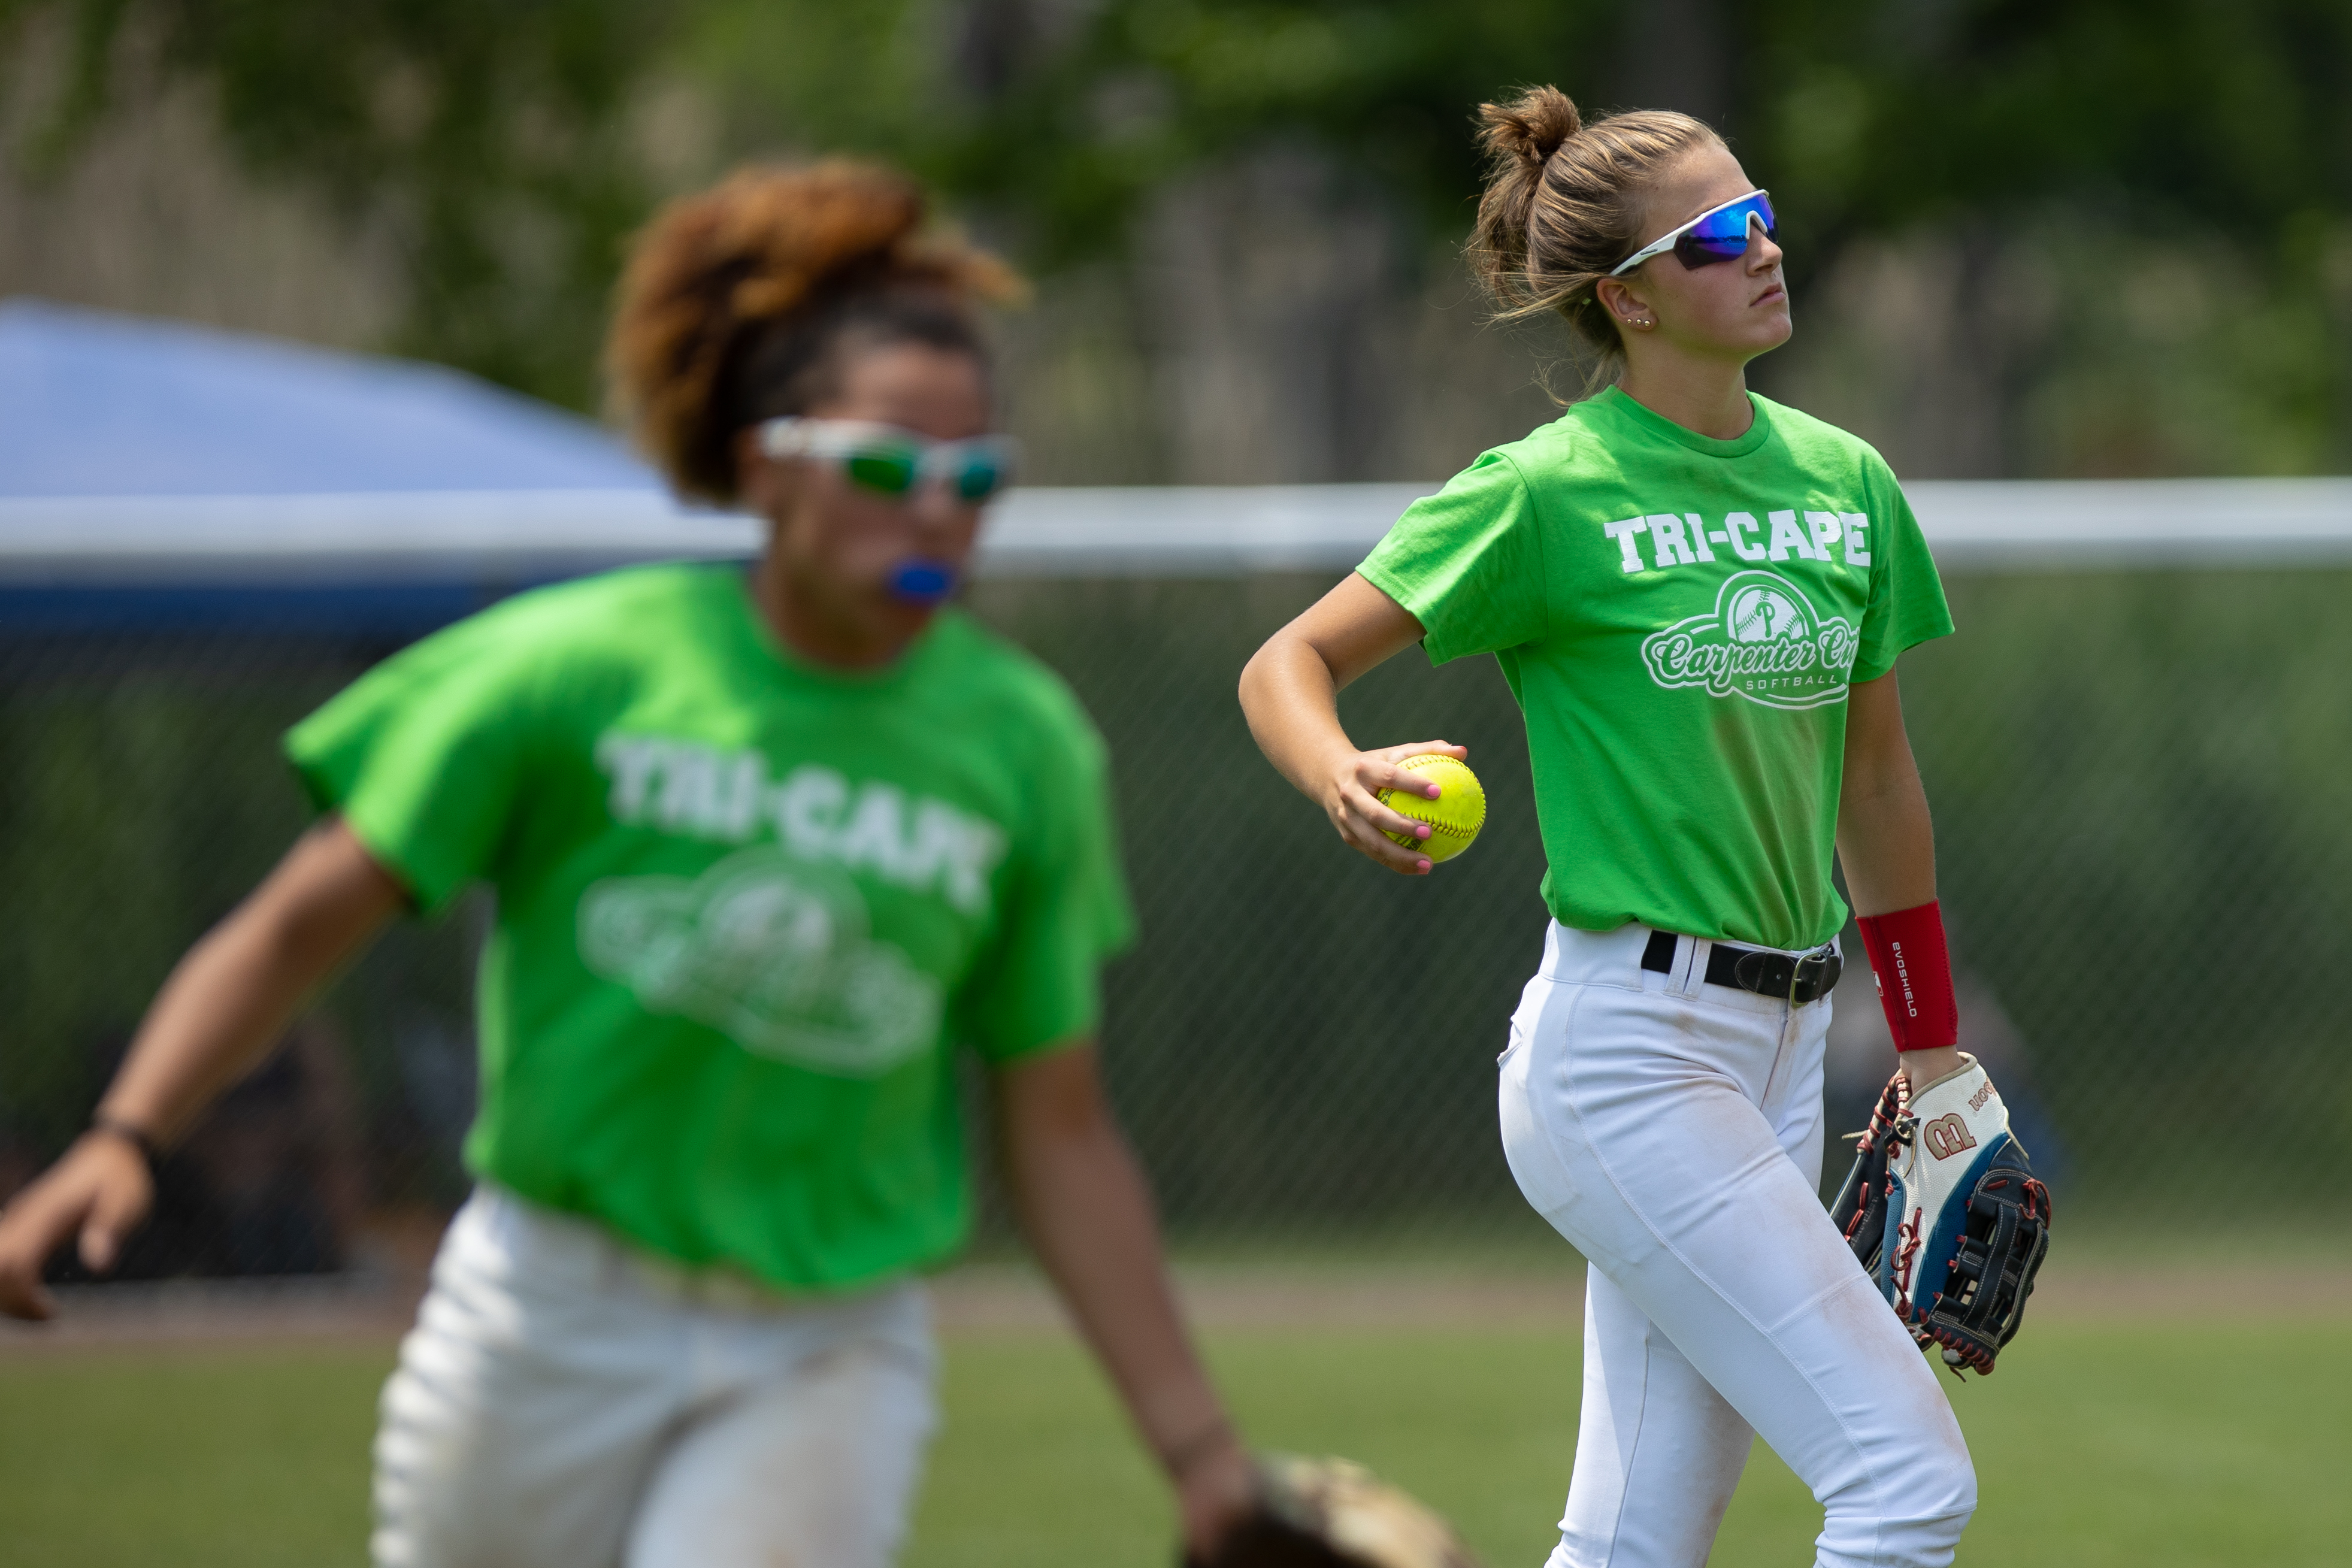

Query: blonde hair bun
left=1468, top=88, right=1719, bottom=389
left=1479, top=84, right=1584, bottom=168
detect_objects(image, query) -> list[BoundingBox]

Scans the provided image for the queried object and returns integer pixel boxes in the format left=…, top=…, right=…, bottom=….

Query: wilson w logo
left=1921, top=1113, right=1978, bottom=1161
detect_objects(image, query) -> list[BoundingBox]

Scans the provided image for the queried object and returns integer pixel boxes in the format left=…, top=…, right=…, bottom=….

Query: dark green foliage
left=10, top=0, right=2352, bottom=449
left=1, top=0, right=670, bottom=406
left=0, top=630, right=481, bottom=1206
left=1906, top=570, right=2352, bottom=1211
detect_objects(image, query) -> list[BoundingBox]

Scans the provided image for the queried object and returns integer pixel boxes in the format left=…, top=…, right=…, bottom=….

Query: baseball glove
left=1829, top=1053, right=2052, bottom=1376
left=1185, top=1455, right=1482, bottom=1568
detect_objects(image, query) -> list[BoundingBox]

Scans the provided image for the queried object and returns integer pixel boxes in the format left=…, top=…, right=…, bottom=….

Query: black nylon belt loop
left=1637, top=928, right=1842, bottom=1003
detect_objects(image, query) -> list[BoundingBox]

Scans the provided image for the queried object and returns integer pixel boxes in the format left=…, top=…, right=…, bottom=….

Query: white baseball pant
left=1497, top=922, right=1975, bottom=1568
left=371, top=1185, right=937, bottom=1568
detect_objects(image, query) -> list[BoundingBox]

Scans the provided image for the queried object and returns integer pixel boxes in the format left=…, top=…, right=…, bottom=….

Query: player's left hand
left=1830, top=1054, right=2052, bottom=1377
left=1184, top=1454, right=1484, bottom=1567
left=1175, top=1431, right=1259, bottom=1561
left=1894, top=1045, right=1962, bottom=1091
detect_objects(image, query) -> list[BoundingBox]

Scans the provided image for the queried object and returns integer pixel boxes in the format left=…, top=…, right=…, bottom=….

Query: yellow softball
left=1376, top=753, right=1486, bottom=862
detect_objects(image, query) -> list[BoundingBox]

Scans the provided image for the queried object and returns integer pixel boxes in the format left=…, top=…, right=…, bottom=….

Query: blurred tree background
left=5, top=0, right=2352, bottom=483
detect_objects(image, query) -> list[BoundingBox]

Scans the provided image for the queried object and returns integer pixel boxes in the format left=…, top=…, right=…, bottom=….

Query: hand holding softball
left=1319, top=741, right=1482, bottom=875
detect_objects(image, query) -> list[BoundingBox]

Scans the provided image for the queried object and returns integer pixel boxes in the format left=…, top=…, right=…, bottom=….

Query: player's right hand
left=1319, top=739, right=1470, bottom=876
left=0, top=1131, right=155, bottom=1321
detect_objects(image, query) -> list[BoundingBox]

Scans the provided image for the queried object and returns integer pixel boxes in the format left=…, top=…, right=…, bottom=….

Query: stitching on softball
left=1380, top=807, right=1478, bottom=842
left=1380, top=757, right=1485, bottom=840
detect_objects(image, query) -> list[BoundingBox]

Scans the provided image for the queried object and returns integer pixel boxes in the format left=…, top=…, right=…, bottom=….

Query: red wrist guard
left=1856, top=900, right=1959, bottom=1052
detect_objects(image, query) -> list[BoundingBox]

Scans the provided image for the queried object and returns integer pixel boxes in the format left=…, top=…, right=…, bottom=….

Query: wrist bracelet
left=1157, top=1418, right=1236, bottom=1479
left=89, top=1114, right=162, bottom=1166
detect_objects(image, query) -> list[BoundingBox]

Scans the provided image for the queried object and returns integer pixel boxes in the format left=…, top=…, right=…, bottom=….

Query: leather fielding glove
left=1830, top=1054, right=2053, bottom=1376
left=1183, top=1455, right=1481, bottom=1568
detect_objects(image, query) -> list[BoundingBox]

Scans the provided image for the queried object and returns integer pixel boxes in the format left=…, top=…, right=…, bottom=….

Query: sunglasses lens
left=951, top=456, right=1007, bottom=503
left=1675, top=233, right=1746, bottom=267
left=1675, top=195, right=1775, bottom=267
left=844, top=449, right=919, bottom=495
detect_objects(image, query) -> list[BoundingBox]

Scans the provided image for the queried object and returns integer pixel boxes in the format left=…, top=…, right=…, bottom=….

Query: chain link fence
left=3, top=564, right=2347, bottom=1282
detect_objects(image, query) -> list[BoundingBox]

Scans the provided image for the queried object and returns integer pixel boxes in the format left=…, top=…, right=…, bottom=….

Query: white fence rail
left=4, top=477, right=2351, bottom=585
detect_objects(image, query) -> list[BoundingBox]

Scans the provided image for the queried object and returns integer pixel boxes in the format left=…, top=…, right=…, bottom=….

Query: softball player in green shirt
left=0, top=162, right=1254, bottom=1567
left=1243, top=89, right=2005, bottom=1568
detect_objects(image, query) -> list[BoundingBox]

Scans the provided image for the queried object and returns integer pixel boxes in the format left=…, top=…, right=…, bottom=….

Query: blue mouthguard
left=889, top=560, right=958, bottom=605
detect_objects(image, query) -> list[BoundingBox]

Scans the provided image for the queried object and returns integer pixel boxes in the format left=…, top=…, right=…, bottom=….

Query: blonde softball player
left=1242, top=89, right=2014, bottom=1568
left=0, top=161, right=1255, bottom=1567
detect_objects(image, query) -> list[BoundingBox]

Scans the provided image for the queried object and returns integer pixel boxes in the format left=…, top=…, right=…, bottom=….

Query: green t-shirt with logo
left=1360, top=387, right=1953, bottom=952
left=285, top=562, right=1134, bottom=1292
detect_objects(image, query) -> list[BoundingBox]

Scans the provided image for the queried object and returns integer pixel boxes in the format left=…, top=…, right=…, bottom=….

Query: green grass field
left=1, top=1315, right=2345, bottom=1566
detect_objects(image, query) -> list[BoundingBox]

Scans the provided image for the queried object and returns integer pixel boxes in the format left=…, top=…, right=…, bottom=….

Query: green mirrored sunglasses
left=758, top=418, right=1019, bottom=504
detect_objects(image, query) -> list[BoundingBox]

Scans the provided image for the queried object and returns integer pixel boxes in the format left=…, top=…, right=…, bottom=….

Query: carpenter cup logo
left=1921, top=1113, right=1979, bottom=1161
left=578, top=845, right=943, bottom=1078
left=1639, top=570, right=1859, bottom=710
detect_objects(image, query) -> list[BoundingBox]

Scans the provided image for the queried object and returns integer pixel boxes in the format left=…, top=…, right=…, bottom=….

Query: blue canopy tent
left=0, top=298, right=750, bottom=634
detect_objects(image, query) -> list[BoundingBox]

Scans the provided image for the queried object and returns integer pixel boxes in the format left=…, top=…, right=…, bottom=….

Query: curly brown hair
left=606, top=160, right=1023, bottom=504
left=1468, top=86, right=1719, bottom=388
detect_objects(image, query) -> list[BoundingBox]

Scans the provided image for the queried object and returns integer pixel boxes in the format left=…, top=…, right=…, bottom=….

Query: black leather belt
left=1640, top=928, right=1842, bottom=1004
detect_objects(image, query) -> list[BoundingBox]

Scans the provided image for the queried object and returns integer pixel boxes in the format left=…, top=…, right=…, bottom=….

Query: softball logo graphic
left=578, top=845, right=943, bottom=1077
left=1728, top=582, right=1805, bottom=643
left=1641, top=570, right=1860, bottom=710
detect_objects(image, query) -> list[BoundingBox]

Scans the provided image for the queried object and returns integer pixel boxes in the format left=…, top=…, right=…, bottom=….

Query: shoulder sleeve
left=283, top=604, right=553, bottom=915
left=1851, top=459, right=1956, bottom=683
left=1357, top=451, right=1548, bottom=665
left=959, top=692, right=1137, bottom=1064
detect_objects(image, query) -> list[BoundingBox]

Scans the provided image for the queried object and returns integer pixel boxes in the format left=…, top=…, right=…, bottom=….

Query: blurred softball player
left=0, top=161, right=1254, bottom=1567
left=1242, top=88, right=2039, bottom=1568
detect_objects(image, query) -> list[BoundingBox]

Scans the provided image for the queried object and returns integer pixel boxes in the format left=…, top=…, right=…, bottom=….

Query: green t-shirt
left=1360, top=387, right=1953, bottom=952
left=286, top=562, right=1134, bottom=1291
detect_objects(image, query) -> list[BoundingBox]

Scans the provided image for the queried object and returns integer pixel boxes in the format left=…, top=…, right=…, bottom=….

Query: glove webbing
left=1917, top=1156, right=2051, bottom=1376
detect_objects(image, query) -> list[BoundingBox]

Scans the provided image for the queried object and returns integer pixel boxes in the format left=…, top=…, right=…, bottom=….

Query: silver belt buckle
left=1793, top=945, right=1839, bottom=1003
